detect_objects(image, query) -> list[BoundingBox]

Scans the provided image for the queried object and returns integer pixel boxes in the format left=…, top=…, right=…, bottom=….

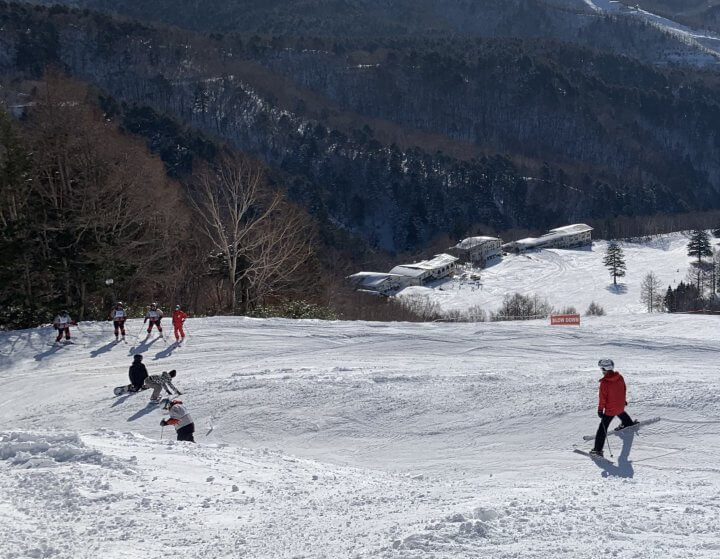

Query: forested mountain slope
left=31, top=0, right=720, bottom=66
left=4, top=2, right=720, bottom=251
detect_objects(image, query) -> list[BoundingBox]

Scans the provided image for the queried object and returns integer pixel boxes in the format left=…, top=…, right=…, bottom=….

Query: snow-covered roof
left=508, top=237, right=538, bottom=247
left=389, top=266, right=428, bottom=278
left=503, top=224, right=593, bottom=249
left=453, top=236, right=501, bottom=250
left=419, top=253, right=458, bottom=269
left=548, top=224, right=593, bottom=235
left=347, top=272, right=404, bottom=288
left=392, top=253, right=459, bottom=274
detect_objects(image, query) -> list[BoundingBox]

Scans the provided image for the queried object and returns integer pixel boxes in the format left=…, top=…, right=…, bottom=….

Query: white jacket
left=168, top=402, right=193, bottom=430
left=110, top=309, right=126, bottom=320
left=53, top=314, right=72, bottom=328
left=146, top=309, right=163, bottom=321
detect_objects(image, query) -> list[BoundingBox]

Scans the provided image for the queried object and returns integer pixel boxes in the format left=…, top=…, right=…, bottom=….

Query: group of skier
left=50, top=302, right=195, bottom=442
left=53, top=302, right=188, bottom=345
left=126, top=353, right=195, bottom=442
left=51, top=302, right=638, bottom=451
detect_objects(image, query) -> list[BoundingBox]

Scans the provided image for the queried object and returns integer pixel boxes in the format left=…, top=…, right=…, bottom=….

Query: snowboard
left=582, top=417, right=661, bottom=441
left=113, top=384, right=148, bottom=396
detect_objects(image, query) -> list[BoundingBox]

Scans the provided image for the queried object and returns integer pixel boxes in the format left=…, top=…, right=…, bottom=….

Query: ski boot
left=589, top=449, right=604, bottom=458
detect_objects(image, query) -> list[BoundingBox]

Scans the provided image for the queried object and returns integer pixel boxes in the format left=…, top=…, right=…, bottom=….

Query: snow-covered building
left=389, top=253, right=459, bottom=284
left=346, top=272, right=412, bottom=295
left=502, top=224, right=593, bottom=254
left=451, top=236, right=503, bottom=267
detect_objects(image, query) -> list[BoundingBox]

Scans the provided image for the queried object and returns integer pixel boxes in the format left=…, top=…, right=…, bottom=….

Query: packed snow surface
left=2, top=303, right=720, bottom=557
left=399, top=232, right=702, bottom=315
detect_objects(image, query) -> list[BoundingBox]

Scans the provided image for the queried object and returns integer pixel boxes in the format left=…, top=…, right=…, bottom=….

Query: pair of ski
left=573, top=417, right=661, bottom=464
left=48, top=340, right=75, bottom=347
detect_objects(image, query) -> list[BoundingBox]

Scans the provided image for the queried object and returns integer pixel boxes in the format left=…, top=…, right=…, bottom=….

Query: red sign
left=551, top=314, right=580, bottom=325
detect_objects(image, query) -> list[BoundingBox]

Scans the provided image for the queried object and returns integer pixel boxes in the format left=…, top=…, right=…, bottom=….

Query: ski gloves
left=597, top=410, right=604, bottom=418
left=160, top=419, right=168, bottom=427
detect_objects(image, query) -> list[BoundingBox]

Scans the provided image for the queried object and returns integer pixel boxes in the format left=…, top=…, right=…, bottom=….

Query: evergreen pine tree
left=603, top=241, right=626, bottom=285
left=663, top=285, right=674, bottom=312
left=687, top=230, right=712, bottom=265
left=687, top=230, right=713, bottom=293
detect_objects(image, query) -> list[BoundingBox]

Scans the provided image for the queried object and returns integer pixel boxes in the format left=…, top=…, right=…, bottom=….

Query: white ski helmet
left=598, top=359, right=614, bottom=371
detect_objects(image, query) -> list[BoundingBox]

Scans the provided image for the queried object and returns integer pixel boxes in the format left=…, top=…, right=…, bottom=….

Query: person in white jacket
left=52, top=311, right=74, bottom=343
left=160, top=399, right=195, bottom=442
left=109, top=302, right=127, bottom=341
left=144, top=303, right=164, bottom=335
left=143, top=370, right=181, bottom=402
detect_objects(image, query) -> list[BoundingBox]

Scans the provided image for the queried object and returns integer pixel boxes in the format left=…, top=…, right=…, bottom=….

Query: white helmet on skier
left=598, top=359, right=614, bottom=371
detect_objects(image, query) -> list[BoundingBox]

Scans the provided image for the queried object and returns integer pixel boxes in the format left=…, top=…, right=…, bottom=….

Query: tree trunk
left=79, top=281, right=86, bottom=321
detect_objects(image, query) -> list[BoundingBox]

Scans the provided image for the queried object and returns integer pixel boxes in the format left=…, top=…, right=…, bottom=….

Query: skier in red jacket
left=172, top=305, right=187, bottom=342
left=590, top=359, right=638, bottom=457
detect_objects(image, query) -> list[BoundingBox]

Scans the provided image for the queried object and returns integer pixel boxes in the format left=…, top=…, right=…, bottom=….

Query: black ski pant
left=55, top=327, right=70, bottom=341
left=593, top=411, right=634, bottom=452
left=176, top=423, right=195, bottom=443
left=113, top=320, right=126, bottom=337
left=147, top=319, right=162, bottom=333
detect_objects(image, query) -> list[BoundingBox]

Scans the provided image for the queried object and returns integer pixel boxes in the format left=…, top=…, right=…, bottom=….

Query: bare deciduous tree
left=190, top=153, right=314, bottom=312
left=640, top=272, right=662, bottom=313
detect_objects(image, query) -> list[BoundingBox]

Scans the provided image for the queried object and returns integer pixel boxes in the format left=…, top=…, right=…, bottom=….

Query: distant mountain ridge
left=28, top=0, right=720, bottom=66
left=4, top=1, right=720, bottom=252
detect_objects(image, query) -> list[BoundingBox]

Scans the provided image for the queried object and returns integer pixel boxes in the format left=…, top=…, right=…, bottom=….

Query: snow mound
left=393, top=507, right=500, bottom=552
left=0, top=431, right=127, bottom=470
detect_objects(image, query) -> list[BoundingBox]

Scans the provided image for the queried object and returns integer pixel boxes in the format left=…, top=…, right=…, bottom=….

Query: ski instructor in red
left=172, top=305, right=187, bottom=342
left=590, top=359, right=638, bottom=457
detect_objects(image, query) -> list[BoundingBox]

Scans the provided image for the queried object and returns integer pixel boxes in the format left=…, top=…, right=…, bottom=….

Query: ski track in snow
left=3, top=235, right=720, bottom=557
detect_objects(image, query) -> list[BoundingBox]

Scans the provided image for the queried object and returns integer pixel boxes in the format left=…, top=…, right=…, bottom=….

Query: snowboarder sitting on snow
left=129, top=354, right=149, bottom=392
left=109, top=302, right=127, bottom=341
left=590, top=359, right=639, bottom=457
left=144, top=303, right=164, bottom=335
left=172, top=305, right=187, bottom=343
left=144, top=370, right=181, bottom=402
left=160, top=399, right=195, bottom=442
left=52, top=310, right=75, bottom=342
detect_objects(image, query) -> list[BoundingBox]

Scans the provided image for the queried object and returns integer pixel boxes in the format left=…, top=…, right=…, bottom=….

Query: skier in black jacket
left=128, top=354, right=148, bottom=391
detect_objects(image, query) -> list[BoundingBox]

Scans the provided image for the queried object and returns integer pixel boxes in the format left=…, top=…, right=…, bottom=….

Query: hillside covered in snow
left=399, top=232, right=708, bottom=316
left=2, top=311, right=720, bottom=558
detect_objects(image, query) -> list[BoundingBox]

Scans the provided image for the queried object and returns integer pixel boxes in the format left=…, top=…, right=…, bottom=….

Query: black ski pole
left=603, top=420, right=613, bottom=457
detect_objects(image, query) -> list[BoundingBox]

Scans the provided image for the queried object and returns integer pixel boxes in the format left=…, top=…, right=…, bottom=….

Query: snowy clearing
left=398, top=232, right=704, bottom=315
left=2, top=310, right=720, bottom=558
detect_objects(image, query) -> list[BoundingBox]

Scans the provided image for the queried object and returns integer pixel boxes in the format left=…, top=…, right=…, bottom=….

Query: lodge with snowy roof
left=348, top=253, right=459, bottom=295
left=501, top=224, right=593, bottom=253
left=389, top=253, right=459, bottom=285
left=346, top=272, right=412, bottom=295
left=450, top=236, right=502, bottom=267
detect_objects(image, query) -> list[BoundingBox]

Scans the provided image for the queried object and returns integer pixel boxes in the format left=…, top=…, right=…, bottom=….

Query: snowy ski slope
left=2, top=306, right=720, bottom=558
left=581, top=0, right=720, bottom=63
left=399, top=232, right=701, bottom=315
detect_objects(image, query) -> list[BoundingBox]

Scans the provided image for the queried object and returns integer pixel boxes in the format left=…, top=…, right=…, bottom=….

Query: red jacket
left=172, top=310, right=187, bottom=327
left=598, top=371, right=627, bottom=416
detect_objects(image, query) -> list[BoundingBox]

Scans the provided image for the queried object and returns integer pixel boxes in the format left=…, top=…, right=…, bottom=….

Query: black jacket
left=129, top=362, right=148, bottom=388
